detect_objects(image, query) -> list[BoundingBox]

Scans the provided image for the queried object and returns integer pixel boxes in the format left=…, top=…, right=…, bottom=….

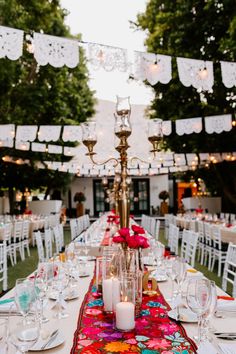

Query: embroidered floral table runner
left=100, top=230, right=111, bottom=246
left=71, top=276, right=197, bottom=354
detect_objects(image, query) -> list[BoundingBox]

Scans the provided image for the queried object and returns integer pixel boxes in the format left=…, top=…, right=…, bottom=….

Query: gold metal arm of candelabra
left=81, top=100, right=163, bottom=230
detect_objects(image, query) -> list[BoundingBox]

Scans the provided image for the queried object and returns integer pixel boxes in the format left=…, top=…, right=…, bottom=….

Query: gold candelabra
left=81, top=97, right=163, bottom=228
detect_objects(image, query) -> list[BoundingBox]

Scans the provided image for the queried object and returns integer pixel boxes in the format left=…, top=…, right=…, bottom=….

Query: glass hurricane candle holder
left=115, top=274, right=135, bottom=331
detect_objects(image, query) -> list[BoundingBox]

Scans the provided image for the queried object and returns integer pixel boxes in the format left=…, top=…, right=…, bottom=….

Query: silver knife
left=41, top=329, right=59, bottom=350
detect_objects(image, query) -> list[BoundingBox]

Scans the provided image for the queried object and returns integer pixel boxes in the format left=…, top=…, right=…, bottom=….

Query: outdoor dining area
left=0, top=0, right=236, bottom=353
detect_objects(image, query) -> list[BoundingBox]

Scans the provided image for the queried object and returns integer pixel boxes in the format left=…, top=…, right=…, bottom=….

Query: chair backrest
left=155, top=220, right=160, bottom=240
left=53, top=226, right=61, bottom=254
left=22, top=221, right=30, bottom=239
left=180, top=229, right=190, bottom=260
left=150, top=218, right=156, bottom=237
left=185, top=231, right=199, bottom=267
left=35, top=231, right=45, bottom=263
left=3, top=223, right=12, bottom=243
left=189, top=220, right=197, bottom=232
left=211, top=225, right=223, bottom=250
left=44, top=229, right=52, bottom=260
left=222, top=242, right=236, bottom=297
left=13, top=221, right=23, bottom=241
left=230, top=214, right=235, bottom=222
left=197, top=220, right=204, bottom=236
left=204, top=222, right=212, bottom=246
left=70, top=219, right=77, bottom=241
left=0, top=241, right=7, bottom=291
left=58, top=224, right=64, bottom=248
left=168, top=224, right=179, bottom=255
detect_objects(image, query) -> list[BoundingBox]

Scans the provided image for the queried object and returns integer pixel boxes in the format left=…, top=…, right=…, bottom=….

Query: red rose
left=127, top=236, right=140, bottom=249
left=136, top=235, right=149, bottom=249
left=119, top=227, right=130, bottom=239
left=132, top=225, right=145, bottom=234
left=113, top=235, right=125, bottom=243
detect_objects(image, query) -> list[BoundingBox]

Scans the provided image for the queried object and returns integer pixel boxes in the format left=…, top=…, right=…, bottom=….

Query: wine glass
left=52, top=264, right=69, bottom=319
left=201, top=281, right=217, bottom=340
left=165, top=257, right=178, bottom=303
left=9, top=315, right=39, bottom=353
left=35, top=263, right=50, bottom=324
left=15, top=278, right=35, bottom=325
left=186, top=278, right=212, bottom=343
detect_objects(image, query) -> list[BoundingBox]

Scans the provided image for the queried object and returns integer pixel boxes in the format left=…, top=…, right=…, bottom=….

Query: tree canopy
left=0, top=0, right=96, bottom=211
left=137, top=0, right=236, bottom=210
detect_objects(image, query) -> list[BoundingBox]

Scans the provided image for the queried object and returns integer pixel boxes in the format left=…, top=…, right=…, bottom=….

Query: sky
left=60, top=0, right=154, bottom=105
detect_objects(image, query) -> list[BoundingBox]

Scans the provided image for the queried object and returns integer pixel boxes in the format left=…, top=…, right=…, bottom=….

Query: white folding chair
left=34, top=231, right=45, bottom=263
left=204, top=222, right=214, bottom=270
left=180, top=229, right=190, bottom=260
left=155, top=220, right=160, bottom=241
left=0, top=241, right=8, bottom=292
left=58, top=224, right=64, bottom=249
left=222, top=243, right=236, bottom=297
left=168, top=224, right=179, bottom=255
left=211, top=225, right=228, bottom=277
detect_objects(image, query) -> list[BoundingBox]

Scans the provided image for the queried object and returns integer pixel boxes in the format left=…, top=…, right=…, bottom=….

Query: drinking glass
left=186, top=278, right=211, bottom=343
left=52, top=264, right=69, bottom=319
left=9, top=315, right=39, bottom=353
left=35, top=264, right=50, bottom=324
left=202, top=281, right=217, bottom=340
left=165, top=257, right=178, bottom=302
left=15, top=278, right=35, bottom=324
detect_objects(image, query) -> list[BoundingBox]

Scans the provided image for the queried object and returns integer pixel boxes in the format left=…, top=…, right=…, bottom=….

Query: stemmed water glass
left=52, top=263, right=69, bottom=319
left=201, top=281, right=217, bottom=340
left=15, top=278, right=35, bottom=325
left=186, top=278, right=212, bottom=343
left=35, top=262, right=51, bottom=324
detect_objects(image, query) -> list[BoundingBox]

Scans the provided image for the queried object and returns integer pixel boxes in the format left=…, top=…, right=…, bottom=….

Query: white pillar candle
left=102, top=278, right=113, bottom=312
left=115, top=301, right=135, bottom=331
left=112, top=278, right=120, bottom=308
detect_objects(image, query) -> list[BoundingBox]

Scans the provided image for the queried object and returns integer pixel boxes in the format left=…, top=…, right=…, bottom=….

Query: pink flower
left=119, top=228, right=130, bottom=238
left=146, top=338, right=171, bottom=350
left=135, top=235, right=149, bottom=249
left=127, top=236, right=140, bottom=249
left=113, top=235, right=125, bottom=243
left=132, top=225, right=145, bottom=234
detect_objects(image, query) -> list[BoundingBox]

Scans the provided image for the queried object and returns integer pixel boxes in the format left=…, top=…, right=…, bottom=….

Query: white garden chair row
left=1, top=220, right=30, bottom=266
left=141, top=215, right=160, bottom=240
left=0, top=241, right=7, bottom=292
left=34, top=223, right=64, bottom=262
left=197, top=220, right=228, bottom=277
left=222, top=242, right=236, bottom=297
left=69, top=215, right=90, bottom=241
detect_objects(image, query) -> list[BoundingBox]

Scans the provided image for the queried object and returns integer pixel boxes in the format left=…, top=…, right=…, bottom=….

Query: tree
left=137, top=0, right=236, bottom=211
left=0, top=0, right=96, bottom=212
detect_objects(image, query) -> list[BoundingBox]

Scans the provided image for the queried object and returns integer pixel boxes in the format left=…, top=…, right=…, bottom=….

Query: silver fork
left=41, top=329, right=59, bottom=350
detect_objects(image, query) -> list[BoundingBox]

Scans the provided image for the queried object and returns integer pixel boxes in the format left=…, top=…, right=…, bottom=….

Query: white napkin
left=197, top=340, right=218, bottom=354
left=219, top=342, right=236, bottom=354
left=217, top=299, right=236, bottom=312
left=0, top=298, right=17, bottom=312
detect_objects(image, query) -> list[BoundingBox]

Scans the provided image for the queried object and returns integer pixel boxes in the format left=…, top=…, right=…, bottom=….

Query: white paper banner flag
left=38, top=126, right=61, bottom=142
left=177, top=57, right=214, bottom=92
left=0, top=124, right=15, bottom=140
left=163, top=160, right=174, bottom=167
left=31, top=142, right=47, bottom=152
left=62, top=126, right=82, bottom=142
left=48, top=144, right=63, bottom=154
left=220, top=61, right=236, bottom=88
left=64, top=146, right=80, bottom=156
left=162, top=121, right=172, bottom=136
left=0, top=139, right=14, bottom=148
left=169, top=166, right=178, bottom=173
left=199, top=153, right=210, bottom=161
left=0, top=26, right=23, bottom=60
left=16, top=125, right=38, bottom=142
left=34, top=33, right=79, bottom=68
left=15, top=141, right=30, bottom=151
left=205, top=114, right=232, bottom=134
left=159, top=167, right=168, bottom=174
left=87, top=43, right=128, bottom=72
left=186, top=153, right=198, bottom=164
left=176, top=117, right=202, bottom=135
left=174, top=154, right=186, bottom=166
left=134, top=51, right=172, bottom=85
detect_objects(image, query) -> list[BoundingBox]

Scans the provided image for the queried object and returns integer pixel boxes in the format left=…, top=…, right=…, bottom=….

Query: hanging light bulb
left=198, top=67, right=208, bottom=79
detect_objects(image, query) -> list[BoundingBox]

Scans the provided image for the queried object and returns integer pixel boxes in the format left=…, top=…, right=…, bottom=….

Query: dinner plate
left=29, top=331, right=64, bottom=351
left=168, top=308, right=198, bottom=323
left=49, top=290, right=79, bottom=301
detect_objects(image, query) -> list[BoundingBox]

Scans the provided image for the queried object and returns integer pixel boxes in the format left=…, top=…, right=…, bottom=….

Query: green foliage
left=137, top=0, right=236, bottom=210
left=0, top=0, right=96, bottom=205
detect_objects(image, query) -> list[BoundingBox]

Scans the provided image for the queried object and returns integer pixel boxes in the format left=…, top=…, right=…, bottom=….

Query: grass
left=1, top=226, right=232, bottom=296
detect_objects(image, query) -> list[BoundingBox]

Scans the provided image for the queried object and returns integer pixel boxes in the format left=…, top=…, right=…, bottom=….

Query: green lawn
left=1, top=226, right=231, bottom=296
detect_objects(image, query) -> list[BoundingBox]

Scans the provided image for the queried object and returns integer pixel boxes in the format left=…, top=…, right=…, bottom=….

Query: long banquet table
left=2, top=216, right=236, bottom=353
